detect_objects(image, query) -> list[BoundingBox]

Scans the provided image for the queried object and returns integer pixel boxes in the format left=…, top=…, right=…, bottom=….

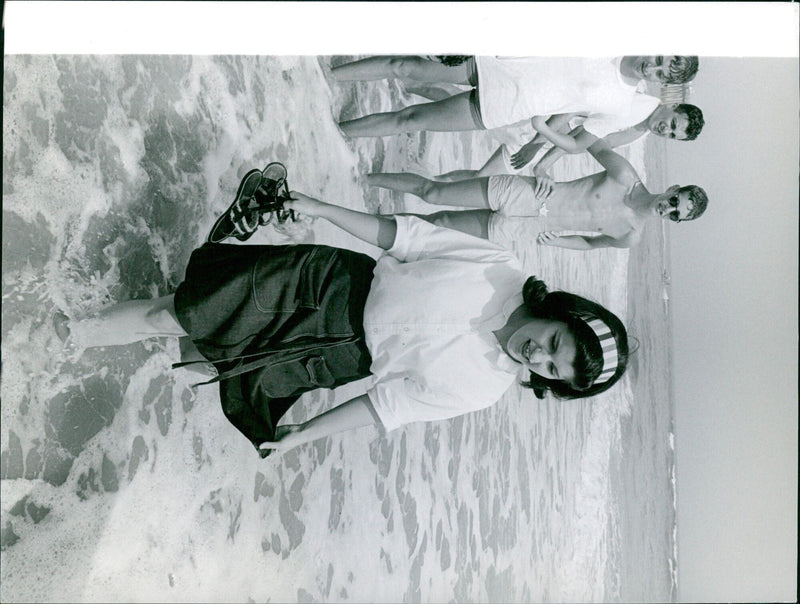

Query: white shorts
left=487, top=175, right=544, bottom=216
left=487, top=214, right=548, bottom=249
left=486, top=175, right=552, bottom=249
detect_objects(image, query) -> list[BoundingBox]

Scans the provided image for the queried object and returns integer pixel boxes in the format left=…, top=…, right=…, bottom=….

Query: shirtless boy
left=366, top=138, right=708, bottom=251
left=334, top=55, right=699, bottom=145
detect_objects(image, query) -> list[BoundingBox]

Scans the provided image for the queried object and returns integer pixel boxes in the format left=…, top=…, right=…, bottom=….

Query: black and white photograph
left=1, top=3, right=797, bottom=603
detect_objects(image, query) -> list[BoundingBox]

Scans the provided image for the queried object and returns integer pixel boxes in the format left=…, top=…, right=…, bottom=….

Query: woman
left=61, top=191, right=629, bottom=458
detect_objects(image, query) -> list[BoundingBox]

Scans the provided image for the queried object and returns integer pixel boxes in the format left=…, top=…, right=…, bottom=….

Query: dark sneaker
left=256, top=162, right=295, bottom=226
left=207, top=163, right=294, bottom=244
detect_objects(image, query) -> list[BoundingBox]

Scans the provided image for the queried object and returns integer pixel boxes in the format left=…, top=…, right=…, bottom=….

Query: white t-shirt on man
left=475, top=56, right=661, bottom=138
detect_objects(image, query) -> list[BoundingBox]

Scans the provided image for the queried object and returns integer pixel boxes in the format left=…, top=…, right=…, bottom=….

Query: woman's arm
left=285, top=192, right=398, bottom=250
left=259, top=394, right=379, bottom=454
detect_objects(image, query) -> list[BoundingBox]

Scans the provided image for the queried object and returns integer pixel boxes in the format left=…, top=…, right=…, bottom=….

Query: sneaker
left=207, top=163, right=294, bottom=244
left=256, top=162, right=295, bottom=226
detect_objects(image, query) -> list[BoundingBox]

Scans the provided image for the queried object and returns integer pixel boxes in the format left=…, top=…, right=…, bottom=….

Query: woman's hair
left=519, top=276, right=630, bottom=400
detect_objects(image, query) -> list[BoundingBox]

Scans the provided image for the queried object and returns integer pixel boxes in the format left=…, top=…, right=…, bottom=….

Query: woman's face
left=506, top=318, right=577, bottom=383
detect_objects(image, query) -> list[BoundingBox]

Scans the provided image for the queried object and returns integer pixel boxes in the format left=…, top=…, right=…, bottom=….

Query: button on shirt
left=363, top=216, right=527, bottom=432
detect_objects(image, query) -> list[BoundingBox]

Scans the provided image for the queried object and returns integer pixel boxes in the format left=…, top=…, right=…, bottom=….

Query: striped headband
left=581, top=316, right=619, bottom=385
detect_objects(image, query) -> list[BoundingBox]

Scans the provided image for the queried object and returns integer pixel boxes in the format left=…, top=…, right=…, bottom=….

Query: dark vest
left=174, top=243, right=375, bottom=457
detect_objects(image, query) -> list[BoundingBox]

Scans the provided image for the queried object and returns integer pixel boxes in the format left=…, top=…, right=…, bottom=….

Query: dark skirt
left=174, top=243, right=375, bottom=457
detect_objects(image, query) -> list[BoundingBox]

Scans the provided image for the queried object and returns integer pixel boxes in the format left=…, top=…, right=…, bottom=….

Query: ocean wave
left=2, top=55, right=674, bottom=602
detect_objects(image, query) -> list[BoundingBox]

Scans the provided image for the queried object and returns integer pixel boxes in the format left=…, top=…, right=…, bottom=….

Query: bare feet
left=258, top=423, right=303, bottom=455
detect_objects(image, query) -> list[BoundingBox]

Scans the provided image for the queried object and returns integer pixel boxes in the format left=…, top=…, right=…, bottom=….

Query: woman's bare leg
left=434, top=146, right=511, bottom=182
left=177, top=337, right=215, bottom=376
left=68, top=295, right=187, bottom=348
left=400, top=210, right=491, bottom=240
left=332, top=56, right=470, bottom=84
left=339, top=91, right=475, bottom=137
left=367, top=172, right=491, bottom=209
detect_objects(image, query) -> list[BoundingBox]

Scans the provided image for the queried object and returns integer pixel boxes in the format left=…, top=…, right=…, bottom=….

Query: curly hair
left=674, top=104, right=705, bottom=141
left=434, top=55, right=472, bottom=67
left=680, top=185, right=709, bottom=221
left=665, top=56, right=699, bottom=84
left=519, top=277, right=630, bottom=400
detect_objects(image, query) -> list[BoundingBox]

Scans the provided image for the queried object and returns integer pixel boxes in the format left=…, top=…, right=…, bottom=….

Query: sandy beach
left=2, top=55, right=675, bottom=602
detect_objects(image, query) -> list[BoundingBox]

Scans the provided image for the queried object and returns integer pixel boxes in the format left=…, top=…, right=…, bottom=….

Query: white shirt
left=363, top=216, right=526, bottom=432
left=475, top=56, right=661, bottom=137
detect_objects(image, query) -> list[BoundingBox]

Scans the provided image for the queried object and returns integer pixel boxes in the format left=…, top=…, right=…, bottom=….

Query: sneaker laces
left=230, top=177, right=294, bottom=237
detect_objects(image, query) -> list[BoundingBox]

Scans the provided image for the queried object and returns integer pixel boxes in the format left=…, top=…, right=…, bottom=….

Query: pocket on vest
left=252, top=246, right=340, bottom=313
left=258, top=339, right=371, bottom=398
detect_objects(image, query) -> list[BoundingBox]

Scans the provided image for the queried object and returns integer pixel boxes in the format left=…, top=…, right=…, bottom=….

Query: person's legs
left=339, top=91, right=476, bottom=137
left=367, top=172, right=491, bottom=208
left=433, top=145, right=511, bottom=182
left=401, top=81, right=466, bottom=102
left=69, top=295, right=186, bottom=348
left=400, top=210, right=491, bottom=240
left=332, top=56, right=470, bottom=84
left=430, top=167, right=481, bottom=183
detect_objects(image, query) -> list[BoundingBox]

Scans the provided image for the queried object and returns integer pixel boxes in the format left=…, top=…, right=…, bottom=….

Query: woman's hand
left=258, top=424, right=304, bottom=454
left=283, top=192, right=325, bottom=218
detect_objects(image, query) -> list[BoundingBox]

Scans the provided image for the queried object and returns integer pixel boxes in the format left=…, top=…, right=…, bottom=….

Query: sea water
left=1, top=55, right=675, bottom=602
